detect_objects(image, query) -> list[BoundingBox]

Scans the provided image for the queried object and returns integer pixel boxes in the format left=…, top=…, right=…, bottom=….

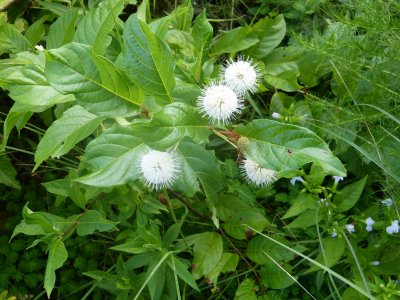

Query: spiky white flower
left=346, top=224, right=355, bottom=234
left=241, top=158, right=277, bottom=187
left=290, top=176, right=305, bottom=185
left=197, top=83, right=243, bottom=124
left=386, top=220, right=399, bottom=235
left=138, top=149, right=179, bottom=190
left=222, top=58, right=260, bottom=94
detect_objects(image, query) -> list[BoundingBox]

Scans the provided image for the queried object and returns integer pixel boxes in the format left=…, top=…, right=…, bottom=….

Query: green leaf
left=235, top=278, right=258, bottom=300
left=47, top=9, right=79, bottom=49
left=24, top=16, right=47, bottom=46
left=0, top=155, right=20, bottom=189
left=176, top=139, right=223, bottom=195
left=132, top=102, right=210, bottom=149
left=34, top=105, right=102, bottom=170
left=186, top=232, right=223, bottom=279
left=206, top=252, right=239, bottom=285
left=73, top=0, right=125, bottom=54
left=123, top=14, right=175, bottom=102
left=235, top=119, right=347, bottom=176
left=308, top=238, right=346, bottom=272
left=192, top=10, right=213, bottom=50
left=286, top=209, right=323, bottom=228
left=45, top=42, right=144, bottom=117
left=215, top=194, right=269, bottom=240
left=246, top=14, right=286, bottom=59
left=44, top=238, right=68, bottom=298
left=247, top=235, right=295, bottom=264
left=11, top=220, right=46, bottom=240
left=0, top=24, right=32, bottom=55
left=260, top=260, right=295, bottom=289
left=334, top=176, right=368, bottom=212
left=210, top=26, right=258, bottom=56
left=77, top=126, right=146, bottom=186
left=76, top=210, right=118, bottom=236
left=282, top=194, right=318, bottom=219
left=168, top=256, right=199, bottom=291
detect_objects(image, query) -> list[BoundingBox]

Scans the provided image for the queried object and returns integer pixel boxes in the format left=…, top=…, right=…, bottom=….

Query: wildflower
left=319, top=198, right=329, bottom=207
left=222, top=57, right=260, bottom=94
left=197, top=83, right=243, bottom=124
left=371, top=261, right=380, bottom=266
left=35, top=45, right=44, bottom=51
left=386, top=220, right=399, bottom=235
left=381, top=198, right=393, bottom=207
left=331, top=229, right=338, bottom=238
left=346, top=224, right=355, bottom=234
left=271, top=112, right=281, bottom=119
left=138, top=149, right=179, bottom=190
left=241, top=158, right=277, bottom=187
left=333, top=176, right=344, bottom=184
left=365, top=217, right=375, bottom=232
left=290, top=176, right=305, bottom=185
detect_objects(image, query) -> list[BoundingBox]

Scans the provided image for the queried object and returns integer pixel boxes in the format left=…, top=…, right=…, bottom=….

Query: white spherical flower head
left=223, top=58, right=260, bottom=94
left=198, top=83, right=243, bottom=124
left=139, top=149, right=179, bottom=190
left=241, top=158, right=277, bottom=187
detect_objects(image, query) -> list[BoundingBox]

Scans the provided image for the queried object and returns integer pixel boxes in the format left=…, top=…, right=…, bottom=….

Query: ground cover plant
left=0, top=0, right=399, bottom=299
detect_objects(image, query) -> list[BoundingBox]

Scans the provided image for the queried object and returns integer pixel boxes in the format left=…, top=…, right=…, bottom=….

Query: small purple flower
left=365, top=217, right=375, bottom=232
left=371, top=261, right=380, bottom=266
left=271, top=112, right=281, bottom=119
left=333, top=176, right=344, bottom=184
left=346, top=224, right=355, bottom=234
left=386, top=220, right=399, bottom=234
left=331, top=229, right=337, bottom=238
left=290, top=176, right=305, bottom=185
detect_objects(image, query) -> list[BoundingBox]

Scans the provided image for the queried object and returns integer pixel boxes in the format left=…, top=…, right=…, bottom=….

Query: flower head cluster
left=197, top=83, right=243, bottom=124
left=138, top=149, right=179, bottom=190
left=386, top=220, right=399, bottom=235
left=240, top=158, right=277, bottom=187
left=198, top=57, right=260, bottom=124
left=365, top=217, right=375, bottom=232
left=222, top=57, right=260, bottom=94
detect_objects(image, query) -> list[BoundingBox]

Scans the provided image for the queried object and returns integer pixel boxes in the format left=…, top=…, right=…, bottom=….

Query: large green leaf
left=247, top=235, right=295, bottom=264
left=123, top=14, right=175, bottom=102
left=210, top=26, right=258, bottom=56
left=44, top=238, right=68, bottom=298
left=73, top=0, right=125, bottom=54
left=186, top=232, right=223, bottom=279
left=77, top=126, right=146, bottom=186
left=260, top=260, right=295, bottom=289
left=235, top=278, right=258, bottom=300
left=0, top=24, right=32, bottom=55
left=132, top=102, right=210, bottom=149
left=0, top=155, right=20, bottom=189
left=47, top=9, right=79, bottom=49
left=175, top=139, right=223, bottom=195
left=45, top=43, right=144, bottom=117
left=76, top=210, right=118, bottom=236
left=246, top=14, right=286, bottom=59
left=206, top=252, right=239, bottom=285
left=235, top=119, right=346, bottom=176
left=34, top=105, right=102, bottom=170
left=334, top=176, right=368, bottom=212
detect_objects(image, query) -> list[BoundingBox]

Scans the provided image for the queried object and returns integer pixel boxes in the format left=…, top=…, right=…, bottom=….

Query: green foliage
left=0, top=0, right=399, bottom=299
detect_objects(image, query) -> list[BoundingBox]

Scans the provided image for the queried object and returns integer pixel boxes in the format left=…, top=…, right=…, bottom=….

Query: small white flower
left=319, top=198, right=329, bottom=207
left=346, top=224, right=355, bottom=234
left=197, top=83, right=243, bottom=124
left=271, top=112, right=281, bottom=119
left=371, top=261, right=380, bottom=266
left=35, top=45, right=44, bottom=51
left=222, top=58, right=260, bottom=94
left=241, top=158, right=277, bottom=187
left=138, top=149, right=179, bottom=190
left=290, top=176, right=305, bottom=185
left=381, top=198, right=393, bottom=207
left=386, top=220, right=399, bottom=235
left=333, top=176, right=344, bottom=184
